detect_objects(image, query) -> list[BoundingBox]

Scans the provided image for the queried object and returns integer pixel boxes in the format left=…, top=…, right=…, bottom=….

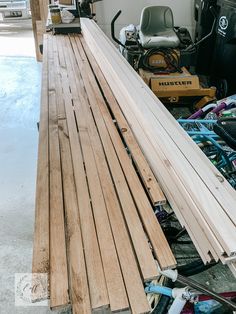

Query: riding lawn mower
left=111, top=6, right=218, bottom=109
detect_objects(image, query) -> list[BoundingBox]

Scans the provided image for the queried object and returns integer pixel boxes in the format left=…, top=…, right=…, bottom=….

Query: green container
left=221, top=110, right=234, bottom=118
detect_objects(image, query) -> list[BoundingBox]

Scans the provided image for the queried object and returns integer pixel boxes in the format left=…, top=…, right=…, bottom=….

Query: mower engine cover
left=145, top=48, right=180, bottom=69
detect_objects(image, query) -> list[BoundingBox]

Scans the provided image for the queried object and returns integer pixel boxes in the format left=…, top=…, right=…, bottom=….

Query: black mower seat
left=214, top=117, right=236, bottom=150
left=139, top=6, right=180, bottom=49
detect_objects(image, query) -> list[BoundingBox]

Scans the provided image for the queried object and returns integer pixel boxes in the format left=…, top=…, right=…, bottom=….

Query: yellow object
left=148, top=50, right=180, bottom=70
left=139, top=67, right=216, bottom=109
left=50, top=8, right=62, bottom=24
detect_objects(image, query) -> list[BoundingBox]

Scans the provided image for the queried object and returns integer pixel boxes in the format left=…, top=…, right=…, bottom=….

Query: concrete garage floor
left=0, top=14, right=235, bottom=314
left=0, top=17, right=69, bottom=314
left=0, top=17, right=35, bottom=57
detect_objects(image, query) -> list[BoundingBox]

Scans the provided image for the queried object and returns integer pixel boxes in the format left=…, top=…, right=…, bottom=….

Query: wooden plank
left=88, top=18, right=236, bottom=225
left=62, top=35, right=150, bottom=314
left=52, top=36, right=66, bottom=120
left=65, top=35, right=129, bottom=311
left=74, top=36, right=176, bottom=270
left=30, top=0, right=42, bottom=61
left=75, top=104, right=149, bottom=314
left=80, top=28, right=221, bottom=263
left=55, top=35, right=109, bottom=312
left=69, top=35, right=159, bottom=280
left=80, top=23, right=222, bottom=262
left=52, top=35, right=91, bottom=314
left=80, top=27, right=222, bottom=261
left=30, top=0, right=48, bottom=61
left=81, top=37, right=166, bottom=207
left=39, top=0, right=48, bottom=25
left=79, top=128, right=130, bottom=313
left=58, top=119, right=91, bottom=314
left=32, top=34, right=49, bottom=276
left=47, top=36, right=69, bottom=309
left=78, top=39, right=218, bottom=265
left=81, top=19, right=236, bottom=258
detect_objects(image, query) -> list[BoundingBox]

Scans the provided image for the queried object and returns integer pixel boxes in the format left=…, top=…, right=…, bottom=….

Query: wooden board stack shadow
left=33, top=33, right=176, bottom=313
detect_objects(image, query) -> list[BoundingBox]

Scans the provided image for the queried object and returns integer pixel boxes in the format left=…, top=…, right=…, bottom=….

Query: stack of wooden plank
left=81, top=18, right=236, bottom=274
left=33, top=33, right=176, bottom=313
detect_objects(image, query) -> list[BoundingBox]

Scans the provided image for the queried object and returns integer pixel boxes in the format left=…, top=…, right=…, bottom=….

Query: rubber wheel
left=149, top=277, right=173, bottom=314
left=215, top=79, right=228, bottom=99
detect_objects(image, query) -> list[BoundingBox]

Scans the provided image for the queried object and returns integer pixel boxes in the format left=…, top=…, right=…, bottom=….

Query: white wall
left=94, top=0, right=195, bottom=40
